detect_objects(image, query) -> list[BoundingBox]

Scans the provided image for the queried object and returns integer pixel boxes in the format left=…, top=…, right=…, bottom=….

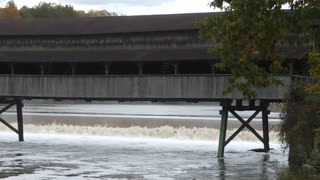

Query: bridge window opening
left=294, top=60, right=309, bottom=76
left=256, top=61, right=272, bottom=73
left=109, top=63, right=139, bottom=75
left=210, top=63, right=231, bottom=74
left=76, top=63, right=105, bottom=75
left=0, top=63, right=10, bottom=74
left=15, top=63, right=41, bottom=75
left=143, top=63, right=175, bottom=74
left=178, top=62, right=212, bottom=74
left=45, top=63, right=72, bottom=75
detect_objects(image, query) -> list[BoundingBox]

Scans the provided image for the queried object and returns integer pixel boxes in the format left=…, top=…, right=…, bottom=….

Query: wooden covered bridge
left=0, top=13, right=314, bottom=157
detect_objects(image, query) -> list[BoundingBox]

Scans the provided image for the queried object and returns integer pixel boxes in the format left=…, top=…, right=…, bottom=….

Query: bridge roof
left=0, top=12, right=317, bottom=36
left=0, top=13, right=218, bottom=36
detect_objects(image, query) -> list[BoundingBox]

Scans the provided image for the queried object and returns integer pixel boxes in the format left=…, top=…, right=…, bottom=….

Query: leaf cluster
left=305, top=51, right=320, bottom=95
left=199, top=0, right=320, bottom=99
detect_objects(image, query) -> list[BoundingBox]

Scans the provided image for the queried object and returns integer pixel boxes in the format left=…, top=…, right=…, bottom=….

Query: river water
left=0, top=103, right=288, bottom=180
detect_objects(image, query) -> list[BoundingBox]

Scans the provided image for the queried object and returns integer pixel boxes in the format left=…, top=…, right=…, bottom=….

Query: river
left=0, top=103, right=288, bottom=179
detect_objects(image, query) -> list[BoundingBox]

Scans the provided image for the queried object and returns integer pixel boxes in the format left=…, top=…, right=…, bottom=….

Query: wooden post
left=262, top=105, right=270, bottom=152
left=210, top=63, right=215, bottom=74
left=289, top=63, right=294, bottom=75
left=71, top=64, right=76, bottom=76
left=173, top=63, right=179, bottom=74
left=104, top=64, right=109, bottom=75
left=10, top=64, right=15, bottom=75
left=40, top=64, right=45, bottom=75
left=16, top=99, right=24, bottom=142
left=138, top=63, right=143, bottom=75
left=218, top=105, right=229, bottom=158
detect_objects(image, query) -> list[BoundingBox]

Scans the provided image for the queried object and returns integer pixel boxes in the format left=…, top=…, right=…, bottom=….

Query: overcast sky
left=2, top=0, right=214, bottom=15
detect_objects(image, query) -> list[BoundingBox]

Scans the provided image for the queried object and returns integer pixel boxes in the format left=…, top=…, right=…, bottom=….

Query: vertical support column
left=40, top=64, right=45, bottom=75
left=138, top=63, right=143, bottom=75
left=173, top=63, right=179, bottom=74
left=10, top=64, right=15, bottom=75
left=210, top=63, right=215, bottom=74
left=261, top=102, right=270, bottom=152
left=218, top=101, right=230, bottom=158
left=289, top=62, right=294, bottom=75
left=71, top=64, right=76, bottom=76
left=104, top=64, right=110, bottom=75
left=16, top=99, right=24, bottom=142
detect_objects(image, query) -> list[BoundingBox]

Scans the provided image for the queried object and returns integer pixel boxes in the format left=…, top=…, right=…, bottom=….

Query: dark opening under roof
left=0, top=46, right=311, bottom=63
left=0, top=12, right=218, bottom=36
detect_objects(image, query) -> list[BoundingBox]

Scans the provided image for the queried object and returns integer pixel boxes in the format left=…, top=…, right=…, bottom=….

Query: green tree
left=20, top=2, right=78, bottom=18
left=5, top=0, right=16, bottom=8
left=77, top=10, right=117, bottom=17
left=19, top=2, right=117, bottom=18
left=199, top=0, right=320, bottom=99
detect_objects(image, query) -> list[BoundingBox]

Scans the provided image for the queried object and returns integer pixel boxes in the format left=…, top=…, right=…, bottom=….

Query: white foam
left=0, top=123, right=280, bottom=142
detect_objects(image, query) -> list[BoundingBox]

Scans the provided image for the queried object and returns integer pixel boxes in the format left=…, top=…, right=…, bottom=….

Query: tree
left=19, top=2, right=117, bottom=18
left=0, top=0, right=20, bottom=18
left=20, top=2, right=78, bottom=18
left=201, top=0, right=320, bottom=174
left=77, top=10, right=117, bottom=17
left=305, top=51, right=320, bottom=95
left=199, top=0, right=320, bottom=99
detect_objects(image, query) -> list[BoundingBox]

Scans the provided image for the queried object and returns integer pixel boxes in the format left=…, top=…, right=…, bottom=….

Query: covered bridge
left=0, top=13, right=316, bottom=157
left=0, top=12, right=311, bottom=101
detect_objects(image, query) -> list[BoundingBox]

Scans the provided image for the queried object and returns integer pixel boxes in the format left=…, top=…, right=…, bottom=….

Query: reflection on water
left=0, top=133, right=287, bottom=180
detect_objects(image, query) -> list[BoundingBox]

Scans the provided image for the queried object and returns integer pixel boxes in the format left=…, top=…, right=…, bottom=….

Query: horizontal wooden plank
left=0, top=75, right=291, bottom=101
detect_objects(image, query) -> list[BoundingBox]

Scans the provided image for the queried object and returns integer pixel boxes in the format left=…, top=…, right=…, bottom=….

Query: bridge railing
left=0, top=74, right=292, bottom=101
left=291, top=75, right=319, bottom=84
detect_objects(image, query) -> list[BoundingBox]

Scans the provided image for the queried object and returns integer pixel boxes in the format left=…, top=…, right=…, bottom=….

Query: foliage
left=19, top=2, right=117, bottom=18
left=19, top=2, right=78, bottom=18
left=77, top=10, right=117, bottom=17
left=305, top=51, right=320, bottom=95
left=278, top=168, right=318, bottom=180
left=279, top=87, right=320, bottom=171
left=5, top=0, right=16, bottom=8
left=279, top=88, right=315, bottom=167
left=199, top=0, right=320, bottom=99
left=0, top=0, right=20, bottom=18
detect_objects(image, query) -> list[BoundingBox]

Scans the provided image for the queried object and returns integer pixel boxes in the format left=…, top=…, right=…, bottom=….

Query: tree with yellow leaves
left=0, top=0, right=20, bottom=18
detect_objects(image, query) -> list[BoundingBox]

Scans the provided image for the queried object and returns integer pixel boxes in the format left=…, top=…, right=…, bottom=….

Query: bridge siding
left=0, top=31, right=203, bottom=49
left=0, top=75, right=290, bottom=100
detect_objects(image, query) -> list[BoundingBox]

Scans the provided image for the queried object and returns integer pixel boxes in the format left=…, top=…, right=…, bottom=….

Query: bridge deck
left=0, top=75, right=291, bottom=101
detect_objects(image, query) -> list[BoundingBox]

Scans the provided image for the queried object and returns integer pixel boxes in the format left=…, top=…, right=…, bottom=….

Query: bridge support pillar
left=217, top=100, right=270, bottom=158
left=0, top=99, right=24, bottom=142
left=218, top=101, right=230, bottom=158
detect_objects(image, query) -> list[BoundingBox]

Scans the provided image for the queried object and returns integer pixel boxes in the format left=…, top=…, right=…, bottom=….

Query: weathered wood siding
left=0, top=75, right=291, bottom=101
left=0, top=31, right=206, bottom=49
